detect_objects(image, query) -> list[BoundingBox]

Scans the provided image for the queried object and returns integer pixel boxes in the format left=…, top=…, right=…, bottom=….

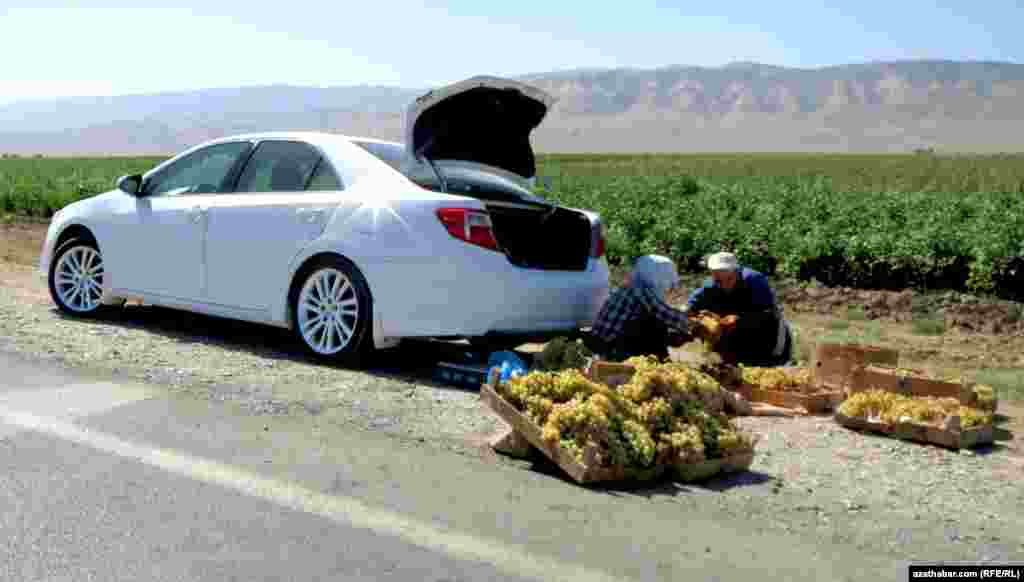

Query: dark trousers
left=717, top=322, right=792, bottom=367
left=585, top=315, right=673, bottom=362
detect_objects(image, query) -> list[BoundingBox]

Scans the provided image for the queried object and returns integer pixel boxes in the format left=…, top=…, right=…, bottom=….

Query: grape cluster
left=838, top=390, right=993, bottom=429
left=497, top=360, right=755, bottom=470
left=740, top=366, right=818, bottom=394
left=534, top=336, right=594, bottom=372
left=972, top=384, right=997, bottom=411
left=689, top=311, right=724, bottom=348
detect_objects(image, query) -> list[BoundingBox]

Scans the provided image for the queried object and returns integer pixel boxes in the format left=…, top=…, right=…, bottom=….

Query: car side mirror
left=116, top=174, right=143, bottom=195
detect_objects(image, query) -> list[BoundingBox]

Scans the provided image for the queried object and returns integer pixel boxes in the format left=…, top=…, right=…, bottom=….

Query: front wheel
left=290, top=257, right=374, bottom=365
left=47, top=238, right=112, bottom=318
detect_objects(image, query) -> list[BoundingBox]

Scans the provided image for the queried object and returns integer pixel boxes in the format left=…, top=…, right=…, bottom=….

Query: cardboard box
left=813, top=343, right=899, bottom=390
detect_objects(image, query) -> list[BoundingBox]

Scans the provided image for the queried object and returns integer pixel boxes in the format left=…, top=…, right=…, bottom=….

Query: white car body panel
left=39, top=78, right=611, bottom=353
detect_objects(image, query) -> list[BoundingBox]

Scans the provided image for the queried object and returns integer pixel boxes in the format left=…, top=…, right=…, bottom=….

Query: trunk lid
left=403, top=75, right=556, bottom=181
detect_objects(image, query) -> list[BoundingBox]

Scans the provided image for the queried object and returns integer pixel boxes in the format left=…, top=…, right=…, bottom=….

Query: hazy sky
left=0, top=0, right=1020, bottom=104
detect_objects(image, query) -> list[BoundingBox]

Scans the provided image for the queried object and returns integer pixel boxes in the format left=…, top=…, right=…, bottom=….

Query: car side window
left=233, top=140, right=330, bottom=193
left=143, top=142, right=252, bottom=197
left=306, top=159, right=344, bottom=191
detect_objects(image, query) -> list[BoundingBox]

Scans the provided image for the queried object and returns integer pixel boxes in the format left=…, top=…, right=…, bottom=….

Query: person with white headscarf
left=586, top=255, right=692, bottom=361
left=686, top=251, right=792, bottom=367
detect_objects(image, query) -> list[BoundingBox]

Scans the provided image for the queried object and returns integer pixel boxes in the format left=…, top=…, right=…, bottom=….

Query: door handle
left=189, top=205, right=207, bottom=224
left=296, top=208, right=325, bottom=224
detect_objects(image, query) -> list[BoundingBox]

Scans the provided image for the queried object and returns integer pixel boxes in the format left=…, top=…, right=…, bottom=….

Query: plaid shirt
left=590, top=283, right=691, bottom=345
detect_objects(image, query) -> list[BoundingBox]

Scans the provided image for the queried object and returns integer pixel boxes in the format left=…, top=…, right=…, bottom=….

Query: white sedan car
left=38, top=76, right=611, bottom=364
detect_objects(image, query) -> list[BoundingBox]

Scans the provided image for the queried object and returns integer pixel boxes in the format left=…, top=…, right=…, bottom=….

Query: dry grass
left=0, top=216, right=46, bottom=267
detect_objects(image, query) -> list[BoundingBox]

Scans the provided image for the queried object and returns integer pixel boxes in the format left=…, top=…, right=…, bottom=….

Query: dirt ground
left=4, top=218, right=1024, bottom=571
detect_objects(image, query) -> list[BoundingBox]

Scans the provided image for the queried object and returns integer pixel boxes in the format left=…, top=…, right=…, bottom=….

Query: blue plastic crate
left=433, top=362, right=494, bottom=389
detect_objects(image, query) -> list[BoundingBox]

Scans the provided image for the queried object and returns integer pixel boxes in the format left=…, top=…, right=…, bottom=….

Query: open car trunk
left=411, top=161, right=595, bottom=271
left=485, top=202, right=594, bottom=271
left=359, top=76, right=599, bottom=271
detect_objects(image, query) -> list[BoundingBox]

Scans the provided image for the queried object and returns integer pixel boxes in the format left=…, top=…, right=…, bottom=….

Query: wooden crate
left=851, top=365, right=998, bottom=411
left=813, top=343, right=899, bottom=390
left=479, top=373, right=754, bottom=484
left=586, top=361, right=637, bottom=386
left=736, top=383, right=842, bottom=414
left=834, top=412, right=994, bottom=450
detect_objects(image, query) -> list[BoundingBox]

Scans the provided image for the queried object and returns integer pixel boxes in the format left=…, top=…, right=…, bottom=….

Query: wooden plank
left=833, top=412, right=993, bottom=450
left=748, top=402, right=801, bottom=417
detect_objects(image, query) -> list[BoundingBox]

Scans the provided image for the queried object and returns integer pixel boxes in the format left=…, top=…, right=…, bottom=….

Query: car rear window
left=352, top=140, right=408, bottom=171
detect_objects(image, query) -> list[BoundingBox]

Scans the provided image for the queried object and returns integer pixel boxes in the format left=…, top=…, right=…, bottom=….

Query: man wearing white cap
left=687, top=251, right=792, bottom=367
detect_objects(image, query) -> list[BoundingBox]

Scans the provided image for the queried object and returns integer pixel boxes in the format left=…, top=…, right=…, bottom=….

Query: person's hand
left=720, top=314, right=739, bottom=333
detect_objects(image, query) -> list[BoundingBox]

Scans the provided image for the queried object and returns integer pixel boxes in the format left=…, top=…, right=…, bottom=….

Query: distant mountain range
left=3, top=60, right=1024, bottom=155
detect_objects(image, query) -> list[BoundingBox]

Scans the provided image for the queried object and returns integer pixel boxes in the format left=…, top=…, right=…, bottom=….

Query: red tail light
left=592, top=222, right=606, bottom=258
left=436, top=208, right=500, bottom=252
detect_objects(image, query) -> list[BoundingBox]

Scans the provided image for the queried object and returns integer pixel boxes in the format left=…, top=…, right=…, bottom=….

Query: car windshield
left=351, top=140, right=545, bottom=203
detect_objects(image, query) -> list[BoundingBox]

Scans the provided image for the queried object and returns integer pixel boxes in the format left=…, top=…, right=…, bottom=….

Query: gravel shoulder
left=2, top=251, right=1024, bottom=567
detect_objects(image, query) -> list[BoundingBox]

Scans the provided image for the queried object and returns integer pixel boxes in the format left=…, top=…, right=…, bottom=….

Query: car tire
left=290, top=256, right=374, bottom=366
left=47, top=237, right=114, bottom=318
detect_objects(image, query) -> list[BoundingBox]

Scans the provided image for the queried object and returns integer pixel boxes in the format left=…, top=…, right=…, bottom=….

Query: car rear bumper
left=366, top=254, right=610, bottom=339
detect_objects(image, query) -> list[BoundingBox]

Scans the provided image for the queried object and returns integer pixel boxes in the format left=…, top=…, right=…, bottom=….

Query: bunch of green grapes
left=542, top=392, right=614, bottom=445
left=717, top=426, right=755, bottom=456
left=635, top=397, right=674, bottom=433
left=535, top=337, right=594, bottom=372
left=621, top=364, right=719, bottom=404
left=879, top=396, right=959, bottom=426
left=503, top=369, right=605, bottom=408
left=972, top=384, right=997, bottom=411
left=741, top=366, right=815, bottom=393
left=691, top=410, right=724, bottom=459
left=656, top=424, right=705, bottom=464
left=619, top=419, right=657, bottom=468
left=622, top=355, right=664, bottom=370
left=958, top=406, right=993, bottom=429
left=840, top=390, right=993, bottom=429
left=838, top=390, right=903, bottom=419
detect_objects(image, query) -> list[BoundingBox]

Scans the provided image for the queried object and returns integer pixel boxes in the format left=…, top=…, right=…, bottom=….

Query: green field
left=0, top=156, right=165, bottom=219
left=3, top=153, right=1024, bottom=299
left=537, top=152, right=1024, bottom=195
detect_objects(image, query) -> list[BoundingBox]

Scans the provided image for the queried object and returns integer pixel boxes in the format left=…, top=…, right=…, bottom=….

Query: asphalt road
left=0, top=349, right=911, bottom=582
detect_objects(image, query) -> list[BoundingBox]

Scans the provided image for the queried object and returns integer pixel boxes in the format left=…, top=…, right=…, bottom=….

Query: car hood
left=403, top=75, right=556, bottom=180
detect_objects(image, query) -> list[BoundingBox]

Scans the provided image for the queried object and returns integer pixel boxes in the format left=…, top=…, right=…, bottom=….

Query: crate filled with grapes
left=736, top=366, right=844, bottom=414
left=834, top=390, right=994, bottom=450
left=479, top=356, right=757, bottom=485
left=851, top=365, right=998, bottom=412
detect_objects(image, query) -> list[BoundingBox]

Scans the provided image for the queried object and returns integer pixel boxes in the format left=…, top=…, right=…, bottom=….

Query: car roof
left=199, top=131, right=402, bottom=149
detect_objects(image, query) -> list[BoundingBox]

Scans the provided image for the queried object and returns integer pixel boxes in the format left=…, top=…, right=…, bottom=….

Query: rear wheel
left=290, top=256, right=374, bottom=365
left=48, top=238, right=112, bottom=317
